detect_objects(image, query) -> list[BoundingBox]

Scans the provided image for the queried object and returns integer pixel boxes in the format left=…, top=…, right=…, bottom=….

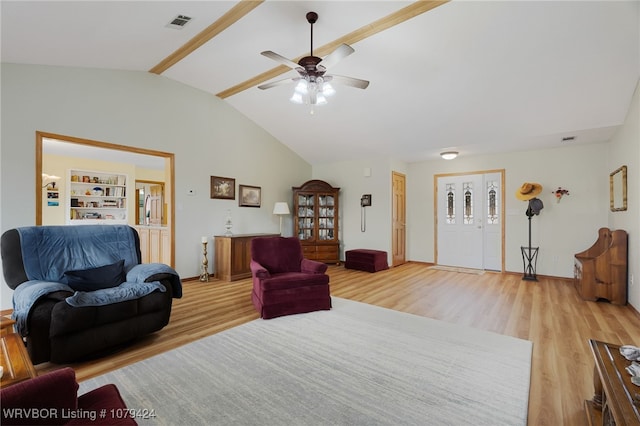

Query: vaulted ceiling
left=2, top=1, right=638, bottom=164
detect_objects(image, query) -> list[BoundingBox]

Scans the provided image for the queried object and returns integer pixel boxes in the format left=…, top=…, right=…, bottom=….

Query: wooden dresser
left=214, top=234, right=279, bottom=281
left=585, top=339, right=640, bottom=425
left=574, top=228, right=628, bottom=305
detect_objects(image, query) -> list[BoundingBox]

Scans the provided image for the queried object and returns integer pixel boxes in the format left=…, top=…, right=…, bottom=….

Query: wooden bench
left=345, top=249, right=389, bottom=273
left=574, top=227, right=627, bottom=305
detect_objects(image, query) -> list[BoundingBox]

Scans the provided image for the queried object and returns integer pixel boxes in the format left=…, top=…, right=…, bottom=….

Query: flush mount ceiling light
left=440, top=151, right=458, bottom=160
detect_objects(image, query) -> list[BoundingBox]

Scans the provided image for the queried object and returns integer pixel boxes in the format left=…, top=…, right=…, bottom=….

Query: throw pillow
left=63, top=259, right=125, bottom=292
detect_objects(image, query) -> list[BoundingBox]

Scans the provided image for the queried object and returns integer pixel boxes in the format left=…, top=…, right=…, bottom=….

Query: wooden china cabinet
left=292, top=180, right=340, bottom=264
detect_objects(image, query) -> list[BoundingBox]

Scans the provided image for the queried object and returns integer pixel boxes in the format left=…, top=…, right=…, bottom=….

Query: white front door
left=436, top=172, right=502, bottom=271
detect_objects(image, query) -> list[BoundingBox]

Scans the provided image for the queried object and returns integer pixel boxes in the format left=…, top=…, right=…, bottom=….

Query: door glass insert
left=446, top=183, right=455, bottom=224
left=463, top=182, right=473, bottom=225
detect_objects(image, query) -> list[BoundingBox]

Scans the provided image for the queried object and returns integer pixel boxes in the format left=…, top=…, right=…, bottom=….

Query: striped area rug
left=80, top=297, right=531, bottom=425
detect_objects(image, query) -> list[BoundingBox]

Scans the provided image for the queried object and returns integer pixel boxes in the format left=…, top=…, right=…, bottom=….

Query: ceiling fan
left=258, top=11, right=369, bottom=105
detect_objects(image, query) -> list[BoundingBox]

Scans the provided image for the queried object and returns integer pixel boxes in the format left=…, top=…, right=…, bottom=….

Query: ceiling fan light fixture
left=260, top=11, right=368, bottom=108
left=315, top=93, right=327, bottom=105
left=440, top=151, right=458, bottom=160
left=294, top=80, right=308, bottom=95
left=290, top=92, right=304, bottom=104
left=322, top=82, right=335, bottom=96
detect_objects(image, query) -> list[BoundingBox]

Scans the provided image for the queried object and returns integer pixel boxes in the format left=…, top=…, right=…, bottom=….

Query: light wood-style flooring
left=36, top=262, right=640, bottom=426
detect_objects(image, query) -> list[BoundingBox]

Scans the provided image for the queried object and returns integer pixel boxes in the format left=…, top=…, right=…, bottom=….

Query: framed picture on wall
left=211, top=176, right=235, bottom=200
left=239, top=185, right=261, bottom=207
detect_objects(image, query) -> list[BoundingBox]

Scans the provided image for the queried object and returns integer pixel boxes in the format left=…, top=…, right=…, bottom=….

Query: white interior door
left=437, top=173, right=502, bottom=270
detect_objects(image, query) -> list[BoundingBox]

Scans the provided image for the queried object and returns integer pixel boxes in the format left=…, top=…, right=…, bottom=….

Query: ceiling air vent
left=561, top=136, right=576, bottom=142
left=167, top=15, right=192, bottom=29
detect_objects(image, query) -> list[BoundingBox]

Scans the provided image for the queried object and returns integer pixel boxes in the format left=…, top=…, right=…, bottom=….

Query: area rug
left=79, top=298, right=531, bottom=425
left=428, top=265, right=486, bottom=275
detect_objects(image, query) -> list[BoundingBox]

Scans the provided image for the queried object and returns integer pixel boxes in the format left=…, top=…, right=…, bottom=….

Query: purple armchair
left=250, top=236, right=331, bottom=319
left=0, top=367, right=136, bottom=425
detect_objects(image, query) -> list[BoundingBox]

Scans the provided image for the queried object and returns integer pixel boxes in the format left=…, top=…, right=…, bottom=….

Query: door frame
left=391, top=171, right=406, bottom=267
left=36, top=131, right=176, bottom=266
left=434, top=169, right=505, bottom=272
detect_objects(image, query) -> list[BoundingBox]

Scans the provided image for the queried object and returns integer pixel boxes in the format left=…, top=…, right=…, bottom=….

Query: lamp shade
left=273, top=202, right=290, bottom=215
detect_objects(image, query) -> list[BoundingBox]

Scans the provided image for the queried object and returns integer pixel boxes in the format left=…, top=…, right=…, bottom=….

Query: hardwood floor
left=36, top=262, right=640, bottom=425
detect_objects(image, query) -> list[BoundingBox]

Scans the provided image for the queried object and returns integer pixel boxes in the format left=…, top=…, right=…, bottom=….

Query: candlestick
left=199, top=241, right=209, bottom=282
left=201, top=236, right=208, bottom=243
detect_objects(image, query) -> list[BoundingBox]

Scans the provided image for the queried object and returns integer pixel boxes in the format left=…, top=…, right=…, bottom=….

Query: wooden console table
left=0, top=311, right=36, bottom=387
left=214, top=234, right=279, bottom=281
left=585, top=339, right=640, bottom=425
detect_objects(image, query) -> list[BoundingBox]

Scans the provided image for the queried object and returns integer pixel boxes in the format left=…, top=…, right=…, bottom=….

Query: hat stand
left=521, top=199, right=539, bottom=281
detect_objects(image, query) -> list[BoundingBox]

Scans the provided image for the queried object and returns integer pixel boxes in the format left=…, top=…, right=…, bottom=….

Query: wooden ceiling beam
left=216, top=0, right=449, bottom=99
left=149, top=0, right=264, bottom=75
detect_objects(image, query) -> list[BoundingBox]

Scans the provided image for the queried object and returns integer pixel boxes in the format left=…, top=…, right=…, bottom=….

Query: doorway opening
left=136, top=181, right=165, bottom=226
left=36, top=131, right=175, bottom=265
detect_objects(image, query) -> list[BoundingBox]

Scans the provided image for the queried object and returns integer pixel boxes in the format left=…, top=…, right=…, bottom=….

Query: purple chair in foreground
left=1, top=367, right=136, bottom=425
left=250, top=236, right=331, bottom=319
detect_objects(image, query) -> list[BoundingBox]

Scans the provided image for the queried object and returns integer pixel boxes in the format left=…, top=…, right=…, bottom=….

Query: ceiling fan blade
left=257, top=77, right=300, bottom=90
left=319, top=44, right=355, bottom=70
left=261, top=51, right=302, bottom=70
left=330, top=74, right=370, bottom=90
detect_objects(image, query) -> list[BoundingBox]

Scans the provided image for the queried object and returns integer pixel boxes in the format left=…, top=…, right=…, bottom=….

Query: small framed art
left=239, top=185, right=261, bottom=207
left=211, top=176, right=235, bottom=200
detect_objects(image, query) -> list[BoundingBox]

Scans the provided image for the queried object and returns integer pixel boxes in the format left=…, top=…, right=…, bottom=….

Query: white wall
left=408, top=144, right=610, bottom=277
left=0, top=63, right=311, bottom=309
left=312, top=142, right=615, bottom=283
left=313, top=158, right=406, bottom=263
left=608, top=79, right=640, bottom=309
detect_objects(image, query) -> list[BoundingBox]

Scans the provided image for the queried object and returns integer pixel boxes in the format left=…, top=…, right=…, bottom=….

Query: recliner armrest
left=301, top=258, right=328, bottom=274
left=126, top=264, right=182, bottom=298
left=250, top=260, right=270, bottom=278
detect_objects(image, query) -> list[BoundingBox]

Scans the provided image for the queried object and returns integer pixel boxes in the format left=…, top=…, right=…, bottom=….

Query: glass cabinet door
left=317, top=194, right=335, bottom=241
left=297, top=194, right=315, bottom=240
left=292, top=180, right=340, bottom=263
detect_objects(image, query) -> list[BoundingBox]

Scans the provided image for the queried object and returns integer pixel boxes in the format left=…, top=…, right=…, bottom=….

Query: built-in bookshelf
left=68, top=169, right=127, bottom=224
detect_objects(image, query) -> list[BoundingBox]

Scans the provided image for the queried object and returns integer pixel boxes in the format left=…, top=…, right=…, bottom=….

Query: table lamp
left=273, top=202, right=290, bottom=235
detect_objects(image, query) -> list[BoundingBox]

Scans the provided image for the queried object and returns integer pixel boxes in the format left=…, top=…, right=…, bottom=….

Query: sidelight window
left=487, top=181, right=499, bottom=225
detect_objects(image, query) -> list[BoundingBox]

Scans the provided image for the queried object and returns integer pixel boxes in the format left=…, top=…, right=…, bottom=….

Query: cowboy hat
left=515, top=182, right=543, bottom=201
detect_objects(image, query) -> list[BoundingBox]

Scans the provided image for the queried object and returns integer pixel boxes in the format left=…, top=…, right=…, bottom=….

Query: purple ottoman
left=345, top=249, right=389, bottom=273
